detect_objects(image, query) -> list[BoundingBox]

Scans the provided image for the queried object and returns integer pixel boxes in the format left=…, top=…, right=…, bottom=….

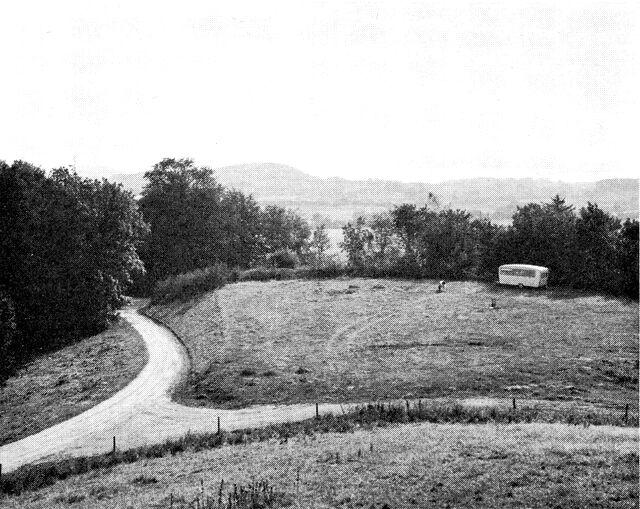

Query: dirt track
left=0, top=303, right=348, bottom=473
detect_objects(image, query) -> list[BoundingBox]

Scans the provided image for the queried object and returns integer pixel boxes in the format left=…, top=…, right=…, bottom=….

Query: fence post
left=512, top=398, right=516, bottom=411
left=112, top=436, right=116, bottom=454
left=217, top=416, right=221, bottom=434
left=625, top=403, right=629, bottom=423
left=316, top=402, right=319, bottom=418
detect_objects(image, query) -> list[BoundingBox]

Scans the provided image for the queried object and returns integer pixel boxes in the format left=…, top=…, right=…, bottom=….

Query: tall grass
left=167, top=479, right=290, bottom=509
left=1, top=400, right=636, bottom=497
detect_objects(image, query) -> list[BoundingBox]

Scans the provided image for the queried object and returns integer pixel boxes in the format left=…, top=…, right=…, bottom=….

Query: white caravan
left=498, top=264, right=549, bottom=288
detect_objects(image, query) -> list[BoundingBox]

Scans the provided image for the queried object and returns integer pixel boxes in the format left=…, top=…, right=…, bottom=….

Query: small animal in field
left=437, top=280, right=446, bottom=293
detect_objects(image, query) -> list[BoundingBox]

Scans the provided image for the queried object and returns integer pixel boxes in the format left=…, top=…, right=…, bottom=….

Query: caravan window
left=500, top=267, right=536, bottom=277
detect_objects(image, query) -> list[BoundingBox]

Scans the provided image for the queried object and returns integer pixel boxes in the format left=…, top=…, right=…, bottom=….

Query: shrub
left=238, top=267, right=297, bottom=282
left=266, top=249, right=299, bottom=269
left=298, top=255, right=347, bottom=279
left=151, top=264, right=229, bottom=303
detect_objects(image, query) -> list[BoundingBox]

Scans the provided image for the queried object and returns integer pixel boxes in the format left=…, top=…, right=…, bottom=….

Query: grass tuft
left=168, top=478, right=291, bottom=508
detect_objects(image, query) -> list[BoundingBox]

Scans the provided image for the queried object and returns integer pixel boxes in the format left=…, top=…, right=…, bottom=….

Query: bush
left=297, top=255, right=347, bottom=279
left=151, top=264, right=229, bottom=303
left=238, top=267, right=297, bottom=282
left=266, top=249, right=299, bottom=269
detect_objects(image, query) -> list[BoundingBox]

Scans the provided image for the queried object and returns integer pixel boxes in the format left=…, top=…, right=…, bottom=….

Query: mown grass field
left=2, top=421, right=636, bottom=508
left=146, top=278, right=638, bottom=412
left=0, top=318, right=147, bottom=446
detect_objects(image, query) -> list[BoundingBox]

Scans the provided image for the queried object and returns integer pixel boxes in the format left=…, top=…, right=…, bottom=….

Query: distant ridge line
left=111, top=163, right=638, bottom=225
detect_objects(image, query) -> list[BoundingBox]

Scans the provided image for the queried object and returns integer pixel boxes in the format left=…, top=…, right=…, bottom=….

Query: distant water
left=325, top=228, right=346, bottom=260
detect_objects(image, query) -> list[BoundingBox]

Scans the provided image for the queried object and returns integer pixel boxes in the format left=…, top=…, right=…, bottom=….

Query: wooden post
left=112, top=436, right=116, bottom=454
left=512, top=398, right=516, bottom=411
left=406, top=400, right=410, bottom=413
left=0, top=463, right=3, bottom=484
left=316, top=402, right=319, bottom=418
left=217, top=416, right=221, bottom=434
left=625, top=403, right=629, bottom=422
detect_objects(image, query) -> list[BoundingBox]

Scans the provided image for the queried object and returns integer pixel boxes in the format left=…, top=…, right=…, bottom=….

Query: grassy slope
left=0, top=317, right=147, bottom=446
left=145, top=278, right=638, bottom=412
left=2, top=422, right=636, bottom=508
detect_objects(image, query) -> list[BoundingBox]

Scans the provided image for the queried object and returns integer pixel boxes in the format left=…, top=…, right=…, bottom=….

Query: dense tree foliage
left=0, top=160, right=147, bottom=380
left=258, top=205, right=311, bottom=259
left=341, top=195, right=638, bottom=298
left=138, top=158, right=310, bottom=286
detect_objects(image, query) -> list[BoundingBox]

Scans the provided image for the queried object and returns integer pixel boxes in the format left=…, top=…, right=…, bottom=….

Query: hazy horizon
left=104, top=161, right=637, bottom=185
left=2, top=1, right=638, bottom=183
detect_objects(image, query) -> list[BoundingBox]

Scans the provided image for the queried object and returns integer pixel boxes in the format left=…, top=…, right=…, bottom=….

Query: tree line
left=339, top=195, right=638, bottom=298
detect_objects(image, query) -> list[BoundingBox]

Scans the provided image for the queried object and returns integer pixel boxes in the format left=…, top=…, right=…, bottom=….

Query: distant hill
left=112, top=163, right=638, bottom=227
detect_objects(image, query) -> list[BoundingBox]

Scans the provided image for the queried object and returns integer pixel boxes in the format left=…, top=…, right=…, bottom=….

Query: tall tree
left=340, top=217, right=372, bottom=270
left=139, top=158, right=226, bottom=282
left=506, top=196, right=579, bottom=285
left=574, top=202, right=621, bottom=293
left=310, top=224, right=331, bottom=260
left=221, top=190, right=262, bottom=268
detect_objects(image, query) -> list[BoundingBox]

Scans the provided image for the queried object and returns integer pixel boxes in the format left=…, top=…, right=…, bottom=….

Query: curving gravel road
left=0, top=303, right=347, bottom=473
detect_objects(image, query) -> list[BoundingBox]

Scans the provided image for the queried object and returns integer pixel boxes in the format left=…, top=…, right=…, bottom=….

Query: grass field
left=2, top=421, right=636, bottom=508
left=0, top=318, right=147, bottom=446
left=145, top=278, right=638, bottom=412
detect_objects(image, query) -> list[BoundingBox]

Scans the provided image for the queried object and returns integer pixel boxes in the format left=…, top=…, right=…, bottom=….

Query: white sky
left=1, top=0, right=638, bottom=182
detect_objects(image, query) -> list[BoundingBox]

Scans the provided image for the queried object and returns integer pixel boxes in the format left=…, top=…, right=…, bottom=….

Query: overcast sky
left=1, top=1, right=637, bottom=182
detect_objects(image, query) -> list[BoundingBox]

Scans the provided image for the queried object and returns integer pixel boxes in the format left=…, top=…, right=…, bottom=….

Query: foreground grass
left=1, top=400, right=636, bottom=499
left=0, top=317, right=147, bottom=446
left=145, top=278, right=638, bottom=412
left=1, top=417, right=636, bottom=508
